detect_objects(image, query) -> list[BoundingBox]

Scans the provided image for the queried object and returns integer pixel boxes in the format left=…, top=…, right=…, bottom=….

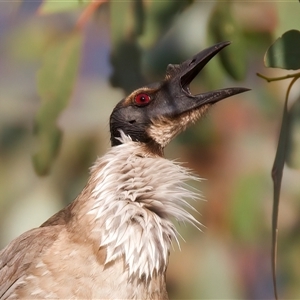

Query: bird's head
left=110, top=41, right=249, bottom=156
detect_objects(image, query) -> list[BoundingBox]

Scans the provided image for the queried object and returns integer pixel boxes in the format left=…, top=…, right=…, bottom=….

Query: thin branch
left=256, top=72, right=300, bottom=83
left=271, top=76, right=300, bottom=300
left=76, top=0, right=108, bottom=31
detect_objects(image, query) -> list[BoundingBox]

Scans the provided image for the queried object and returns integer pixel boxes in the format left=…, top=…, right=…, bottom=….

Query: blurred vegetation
left=257, top=27, right=300, bottom=299
left=0, top=1, right=300, bottom=299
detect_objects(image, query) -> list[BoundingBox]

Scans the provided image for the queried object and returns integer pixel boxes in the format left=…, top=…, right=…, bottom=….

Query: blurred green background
left=1, top=1, right=300, bottom=299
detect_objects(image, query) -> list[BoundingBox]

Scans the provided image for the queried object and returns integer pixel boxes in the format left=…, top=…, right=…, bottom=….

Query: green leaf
left=33, top=32, right=82, bottom=175
left=286, top=96, right=300, bottom=169
left=265, top=30, right=300, bottom=70
left=38, top=0, right=90, bottom=14
left=208, top=3, right=247, bottom=81
left=138, top=1, right=192, bottom=48
left=110, top=0, right=146, bottom=94
left=32, top=125, right=62, bottom=176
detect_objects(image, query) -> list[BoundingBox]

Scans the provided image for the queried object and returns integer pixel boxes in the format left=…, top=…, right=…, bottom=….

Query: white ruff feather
left=88, top=132, right=201, bottom=281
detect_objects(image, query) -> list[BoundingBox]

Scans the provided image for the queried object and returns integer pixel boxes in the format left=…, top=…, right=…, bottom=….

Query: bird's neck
left=71, top=133, right=200, bottom=282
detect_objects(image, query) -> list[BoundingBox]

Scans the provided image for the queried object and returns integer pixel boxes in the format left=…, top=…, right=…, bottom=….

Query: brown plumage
left=0, top=42, right=249, bottom=299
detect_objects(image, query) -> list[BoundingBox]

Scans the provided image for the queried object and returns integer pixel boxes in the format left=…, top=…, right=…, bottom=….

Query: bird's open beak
left=165, top=41, right=249, bottom=114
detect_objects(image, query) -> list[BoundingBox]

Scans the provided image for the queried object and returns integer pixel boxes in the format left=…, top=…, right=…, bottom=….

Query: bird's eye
left=134, top=93, right=151, bottom=106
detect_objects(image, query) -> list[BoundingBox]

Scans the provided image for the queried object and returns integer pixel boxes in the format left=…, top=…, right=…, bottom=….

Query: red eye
left=134, top=93, right=151, bottom=106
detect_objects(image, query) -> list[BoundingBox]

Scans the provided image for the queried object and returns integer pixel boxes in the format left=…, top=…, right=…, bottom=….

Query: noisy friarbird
left=0, top=41, right=249, bottom=299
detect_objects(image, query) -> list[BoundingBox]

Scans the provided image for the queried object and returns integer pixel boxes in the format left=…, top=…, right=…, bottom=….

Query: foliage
left=38, top=0, right=92, bottom=15
left=208, top=2, right=246, bottom=81
left=33, top=33, right=82, bottom=175
left=258, top=28, right=300, bottom=300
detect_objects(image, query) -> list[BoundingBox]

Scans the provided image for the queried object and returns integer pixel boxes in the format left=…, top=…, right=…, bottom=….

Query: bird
left=0, top=41, right=249, bottom=299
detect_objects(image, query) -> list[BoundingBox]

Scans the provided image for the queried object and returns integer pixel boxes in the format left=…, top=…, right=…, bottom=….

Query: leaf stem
left=271, top=75, right=300, bottom=300
left=256, top=72, right=300, bottom=83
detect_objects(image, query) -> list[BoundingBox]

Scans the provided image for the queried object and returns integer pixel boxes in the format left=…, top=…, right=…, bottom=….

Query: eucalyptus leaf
left=33, top=32, right=82, bottom=175
left=138, top=1, right=192, bottom=48
left=208, top=3, right=247, bottom=81
left=110, top=0, right=146, bottom=94
left=265, top=30, right=300, bottom=70
left=38, top=0, right=90, bottom=14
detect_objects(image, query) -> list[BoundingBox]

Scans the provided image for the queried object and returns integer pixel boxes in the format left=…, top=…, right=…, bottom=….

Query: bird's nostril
left=189, top=59, right=196, bottom=66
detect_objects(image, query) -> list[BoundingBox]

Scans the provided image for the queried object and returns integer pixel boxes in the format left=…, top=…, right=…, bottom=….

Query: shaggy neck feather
left=86, top=132, right=201, bottom=281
